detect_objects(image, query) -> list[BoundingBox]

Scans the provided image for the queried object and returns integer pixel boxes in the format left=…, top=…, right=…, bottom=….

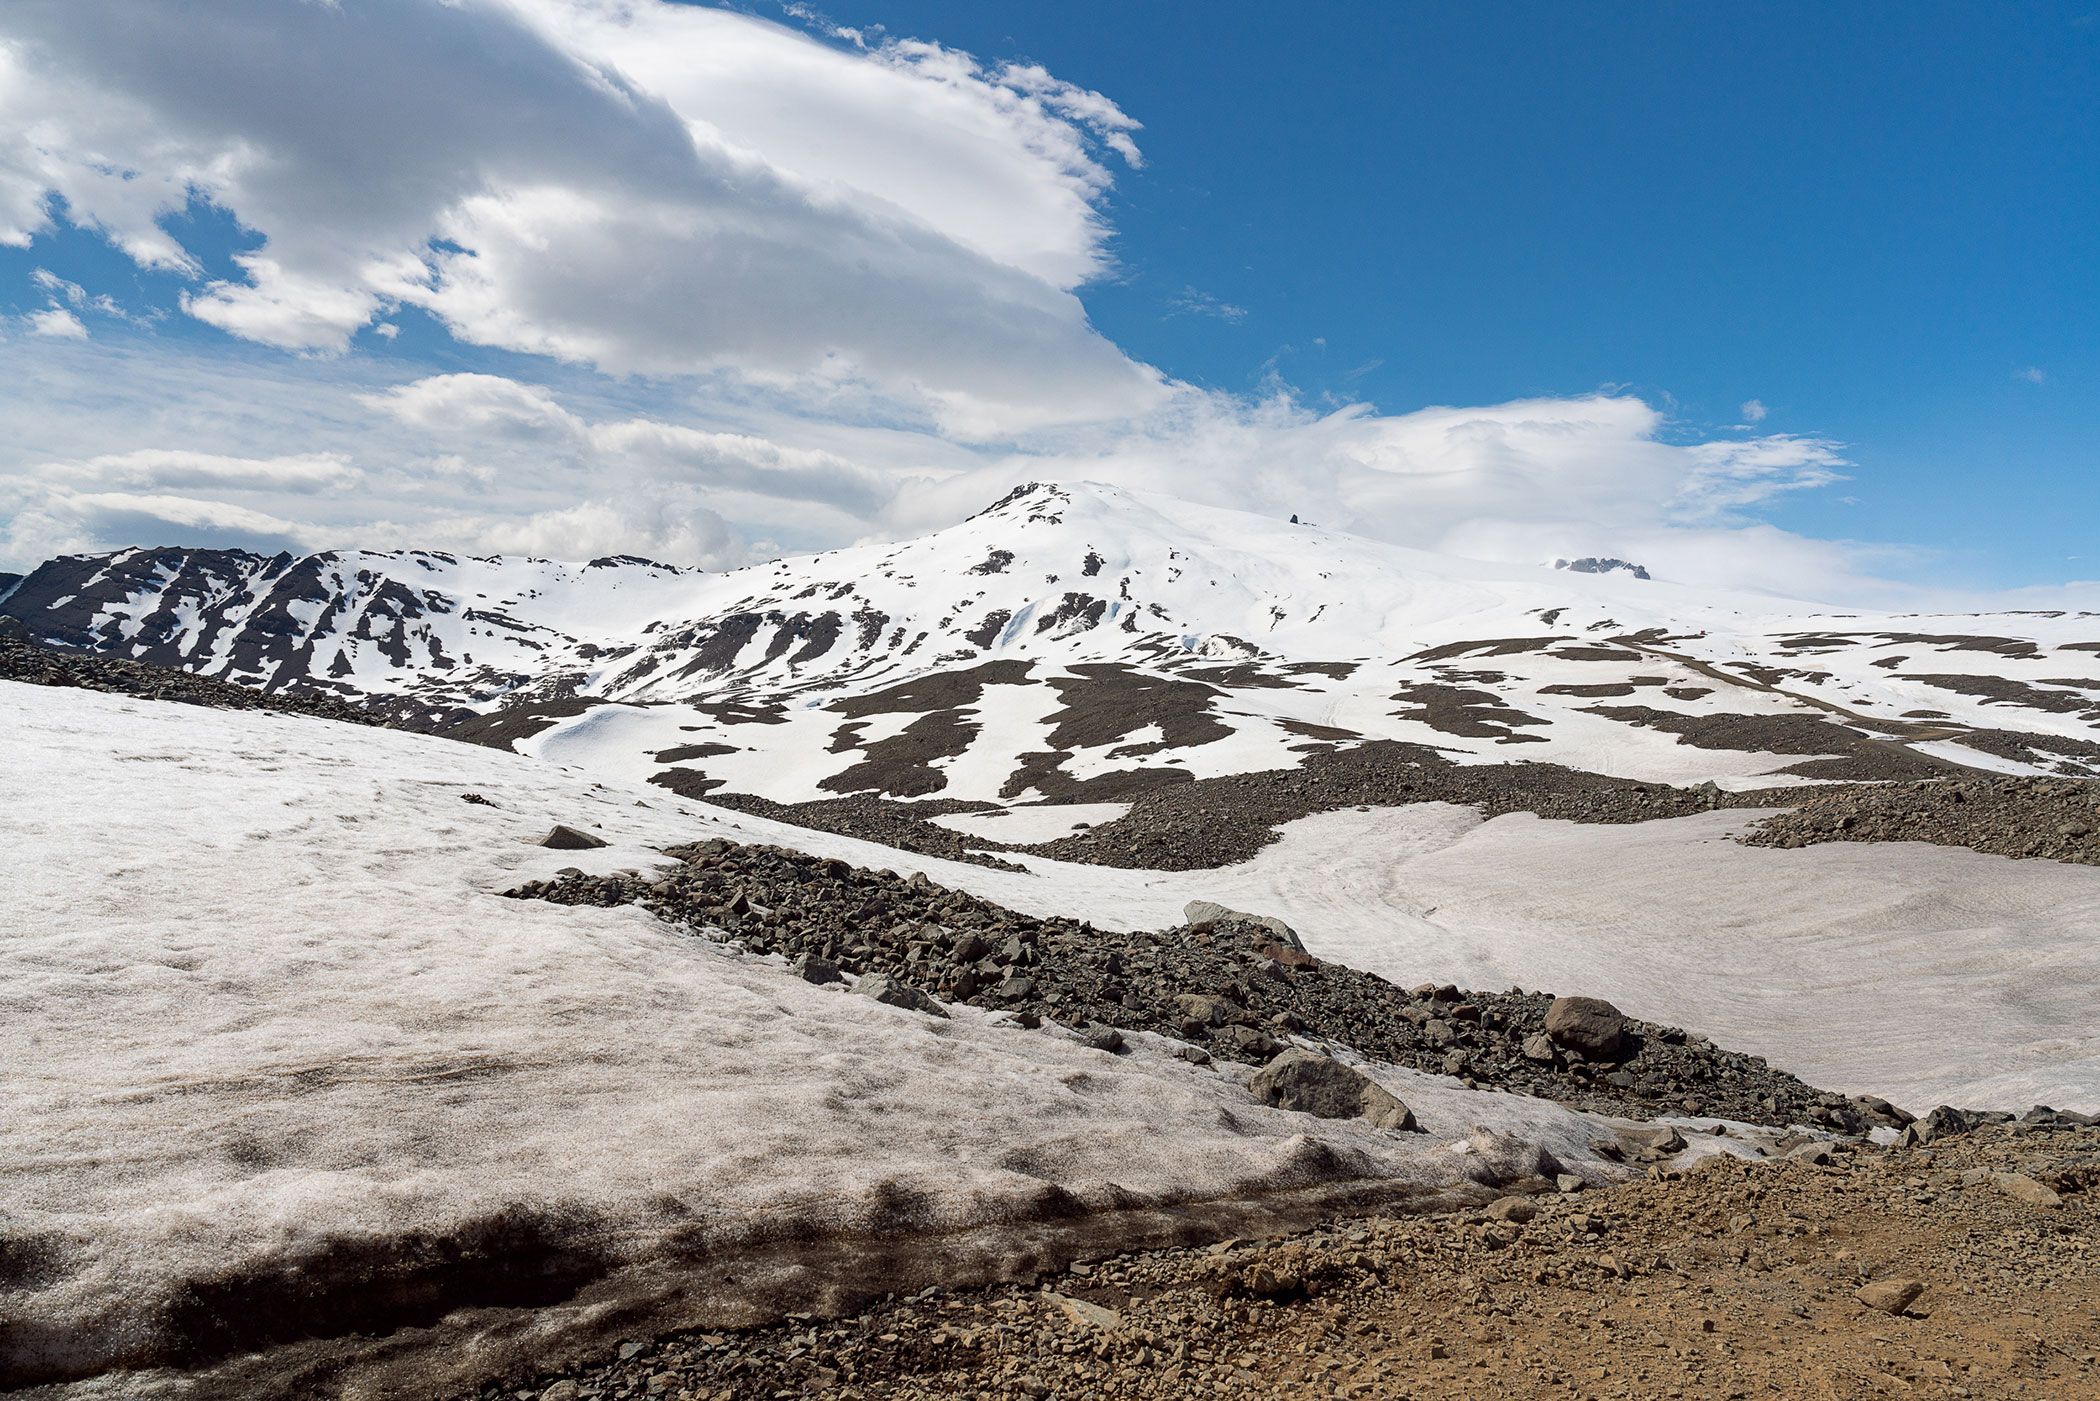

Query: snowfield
left=11, top=481, right=2100, bottom=825
left=6, top=683, right=1727, bottom=1398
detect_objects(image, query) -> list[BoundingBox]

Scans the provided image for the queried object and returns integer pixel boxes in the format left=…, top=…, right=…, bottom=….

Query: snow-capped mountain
left=8, top=481, right=2100, bottom=818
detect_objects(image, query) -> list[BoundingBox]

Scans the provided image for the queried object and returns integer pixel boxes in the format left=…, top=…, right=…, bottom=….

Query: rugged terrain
left=8, top=483, right=2100, bottom=1401
left=8, top=481, right=2100, bottom=880
left=512, top=840, right=1860, bottom=1130
left=474, top=1120, right=2100, bottom=1401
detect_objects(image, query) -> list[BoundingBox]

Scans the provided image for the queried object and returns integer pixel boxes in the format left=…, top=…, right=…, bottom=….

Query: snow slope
left=907, top=805, right=2100, bottom=1114
left=9, top=482, right=2100, bottom=816
left=4, top=682, right=1688, bottom=1398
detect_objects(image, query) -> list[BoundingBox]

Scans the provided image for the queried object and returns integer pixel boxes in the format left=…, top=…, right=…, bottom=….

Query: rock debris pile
left=0, top=633, right=386, bottom=727
left=1744, top=774, right=2100, bottom=867
left=508, top=837, right=1866, bottom=1129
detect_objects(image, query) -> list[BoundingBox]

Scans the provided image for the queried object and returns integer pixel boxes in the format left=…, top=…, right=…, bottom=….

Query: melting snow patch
left=3, top=683, right=1666, bottom=1397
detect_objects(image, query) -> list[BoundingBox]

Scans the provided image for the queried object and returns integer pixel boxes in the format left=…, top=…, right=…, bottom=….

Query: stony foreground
left=474, top=1123, right=2099, bottom=1401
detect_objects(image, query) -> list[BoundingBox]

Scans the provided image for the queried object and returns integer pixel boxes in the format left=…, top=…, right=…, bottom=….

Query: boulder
left=1214, top=1023, right=1284, bottom=1059
left=1257, top=940, right=1319, bottom=971
left=1543, top=995, right=1627, bottom=1059
left=1856, top=1278, right=1926, bottom=1315
left=1249, top=1048, right=1419, bottom=1132
left=1079, top=1025, right=1126, bottom=1054
left=852, top=974, right=948, bottom=1018
left=1184, top=900, right=1305, bottom=952
left=537, top=824, right=608, bottom=850
left=1618, top=1123, right=1687, bottom=1155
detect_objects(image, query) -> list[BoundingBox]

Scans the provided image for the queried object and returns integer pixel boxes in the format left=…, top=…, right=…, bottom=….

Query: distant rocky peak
left=1554, top=556, right=1651, bottom=581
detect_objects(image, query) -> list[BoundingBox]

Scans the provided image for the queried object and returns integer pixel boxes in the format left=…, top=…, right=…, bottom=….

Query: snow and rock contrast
left=3, top=681, right=1798, bottom=1399
left=9, top=482, right=2100, bottom=1400
left=8, top=483, right=2100, bottom=842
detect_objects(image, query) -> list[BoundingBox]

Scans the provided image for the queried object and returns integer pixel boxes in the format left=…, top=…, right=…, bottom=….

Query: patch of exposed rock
left=506, top=838, right=1859, bottom=1129
left=1743, top=774, right=2100, bottom=866
left=0, top=634, right=391, bottom=728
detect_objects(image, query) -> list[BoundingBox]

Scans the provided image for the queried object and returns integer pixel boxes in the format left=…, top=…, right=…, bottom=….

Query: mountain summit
left=6, top=481, right=2098, bottom=821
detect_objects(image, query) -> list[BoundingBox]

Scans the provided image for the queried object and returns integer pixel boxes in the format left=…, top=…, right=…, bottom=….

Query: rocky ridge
left=0, top=631, right=390, bottom=728
left=1744, top=773, right=2100, bottom=867
left=507, top=838, right=1872, bottom=1130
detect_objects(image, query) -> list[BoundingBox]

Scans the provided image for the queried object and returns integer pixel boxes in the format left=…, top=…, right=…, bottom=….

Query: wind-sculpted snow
left=7, top=482, right=2100, bottom=821
left=5, top=681, right=1720, bottom=1399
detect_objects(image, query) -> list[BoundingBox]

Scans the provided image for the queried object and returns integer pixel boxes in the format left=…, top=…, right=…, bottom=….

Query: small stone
left=1521, top=1032, right=1556, bottom=1063
left=1486, top=1197, right=1537, bottom=1224
left=1555, top=1173, right=1585, bottom=1194
left=537, top=824, right=608, bottom=850
left=1856, top=1278, right=1926, bottom=1315
left=1046, top=1292, right=1122, bottom=1332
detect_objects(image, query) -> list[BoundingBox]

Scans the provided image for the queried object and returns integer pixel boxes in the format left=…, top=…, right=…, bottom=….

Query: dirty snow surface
left=5, top=683, right=1678, bottom=1399
left=917, top=806, right=2100, bottom=1116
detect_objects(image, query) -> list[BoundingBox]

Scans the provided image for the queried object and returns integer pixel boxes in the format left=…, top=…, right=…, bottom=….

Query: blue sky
left=0, top=0, right=2093, bottom=597
left=822, top=0, right=2100, bottom=579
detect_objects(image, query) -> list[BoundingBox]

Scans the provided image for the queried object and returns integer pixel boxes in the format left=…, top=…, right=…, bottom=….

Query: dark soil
left=688, top=791, right=1024, bottom=869
left=1019, top=741, right=1729, bottom=871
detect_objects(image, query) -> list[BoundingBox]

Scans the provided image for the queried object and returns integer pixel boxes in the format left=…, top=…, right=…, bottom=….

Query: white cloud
left=58, top=448, right=362, bottom=494
left=23, top=307, right=86, bottom=338
left=877, top=389, right=1871, bottom=597
left=359, top=371, right=898, bottom=514
left=0, top=4, right=2032, bottom=604
left=0, top=0, right=1162, bottom=436
left=2016, top=366, right=2047, bottom=385
left=0, top=489, right=325, bottom=563
left=0, top=331, right=1898, bottom=600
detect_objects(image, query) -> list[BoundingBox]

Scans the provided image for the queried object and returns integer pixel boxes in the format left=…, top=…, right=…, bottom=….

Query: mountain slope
left=8, top=482, right=2099, bottom=836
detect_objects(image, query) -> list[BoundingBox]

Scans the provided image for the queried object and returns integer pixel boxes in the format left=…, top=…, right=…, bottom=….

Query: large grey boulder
left=1184, top=900, right=1305, bottom=952
left=1250, top=1048, right=1419, bottom=1132
left=1543, top=995, right=1627, bottom=1059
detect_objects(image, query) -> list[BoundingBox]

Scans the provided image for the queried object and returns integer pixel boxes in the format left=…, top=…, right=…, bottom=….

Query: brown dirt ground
left=482, top=1126, right=2100, bottom=1401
